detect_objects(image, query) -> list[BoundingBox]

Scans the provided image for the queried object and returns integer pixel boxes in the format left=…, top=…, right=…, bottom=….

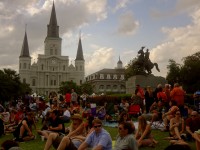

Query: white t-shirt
left=63, top=110, right=71, bottom=118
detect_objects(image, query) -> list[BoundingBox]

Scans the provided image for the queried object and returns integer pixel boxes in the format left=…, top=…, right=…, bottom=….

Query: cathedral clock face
left=51, top=59, right=56, bottom=64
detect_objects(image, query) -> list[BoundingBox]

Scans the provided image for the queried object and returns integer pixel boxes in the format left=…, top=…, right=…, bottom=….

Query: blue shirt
left=85, top=128, right=112, bottom=150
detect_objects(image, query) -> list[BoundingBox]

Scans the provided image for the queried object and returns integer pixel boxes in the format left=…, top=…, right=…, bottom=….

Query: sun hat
left=71, top=114, right=82, bottom=121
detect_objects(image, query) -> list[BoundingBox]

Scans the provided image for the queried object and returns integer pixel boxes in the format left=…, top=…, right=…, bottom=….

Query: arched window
left=41, top=64, right=44, bottom=70
left=50, top=49, right=53, bottom=55
left=23, top=63, right=26, bottom=69
left=63, top=65, right=65, bottom=71
left=80, top=65, right=82, bottom=71
left=32, top=79, right=36, bottom=86
left=23, top=78, right=26, bottom=83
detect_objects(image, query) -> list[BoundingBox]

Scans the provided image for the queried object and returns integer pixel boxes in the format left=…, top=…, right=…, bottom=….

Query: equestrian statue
left=133, top=46, right=160, bottom=75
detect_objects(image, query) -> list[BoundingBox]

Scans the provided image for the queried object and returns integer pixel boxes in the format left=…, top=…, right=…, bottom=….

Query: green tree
left=166, top=52, right=200, bottom=93
left=180, top=52, right=200, bottom=92
left=166, top=59, right=181, bottom=85
left=80, top=82, right=93, bottom=95
left=59, top=81, right=79, bottom=95
left=0, top=68, right=31, bottom=104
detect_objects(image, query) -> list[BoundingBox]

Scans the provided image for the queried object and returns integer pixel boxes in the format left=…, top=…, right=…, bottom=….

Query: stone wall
left=126, top=75, right=167, bottom=94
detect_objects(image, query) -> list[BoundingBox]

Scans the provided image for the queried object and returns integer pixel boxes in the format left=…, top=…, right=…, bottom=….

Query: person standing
left=71, top=89, right=78, bottom=105
left=170, top=83, right=185, bottom=115
left=145, top=86, right=154, bottom=113
left=65, top=90, right=71, bottom=107
left=78, top=119, right=112, bottom=150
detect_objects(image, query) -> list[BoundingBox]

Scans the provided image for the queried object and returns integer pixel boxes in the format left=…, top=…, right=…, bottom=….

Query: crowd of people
left=0, top=85, right=200, bottom=150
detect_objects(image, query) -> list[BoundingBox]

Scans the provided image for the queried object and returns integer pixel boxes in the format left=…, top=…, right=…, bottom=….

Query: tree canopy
left=166, top=51, right=200, bottom=93
left=59, top=81, right=93, bottom=95
left=0, top=68, right=31, bottom=103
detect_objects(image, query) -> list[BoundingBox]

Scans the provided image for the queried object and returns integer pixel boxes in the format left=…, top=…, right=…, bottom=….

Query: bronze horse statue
left=135, top=47, right=160, bottom=74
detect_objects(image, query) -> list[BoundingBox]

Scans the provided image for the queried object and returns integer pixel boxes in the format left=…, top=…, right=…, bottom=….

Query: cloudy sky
left=0, top=0, right=200, bottom=78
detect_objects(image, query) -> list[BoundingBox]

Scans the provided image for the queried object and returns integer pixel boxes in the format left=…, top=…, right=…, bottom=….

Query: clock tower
left=44, top=1, right=62, bottom=56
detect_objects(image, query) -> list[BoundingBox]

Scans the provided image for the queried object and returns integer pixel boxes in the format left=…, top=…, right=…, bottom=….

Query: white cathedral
left=19, top=2, right=85, bottom=96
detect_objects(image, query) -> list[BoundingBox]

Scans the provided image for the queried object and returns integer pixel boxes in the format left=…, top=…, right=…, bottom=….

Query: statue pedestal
left=126, top=75, right=167, bottom=94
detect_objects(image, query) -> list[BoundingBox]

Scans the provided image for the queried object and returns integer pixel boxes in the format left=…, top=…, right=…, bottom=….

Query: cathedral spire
left=47, top=1, right=59, bottom=37
left=20, top=27, right=30, bottom=57
left=75, top=33, right=84, bottom=60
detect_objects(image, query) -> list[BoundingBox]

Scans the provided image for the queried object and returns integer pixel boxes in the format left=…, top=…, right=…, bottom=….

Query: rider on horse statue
left=137, top=47, right=160, bottom=74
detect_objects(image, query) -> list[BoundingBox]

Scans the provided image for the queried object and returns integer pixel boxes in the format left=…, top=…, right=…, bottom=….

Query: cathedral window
left=50, top=49, right=53, bottom=55
left=100, top=74, right=104, bottom=79
left=41, top=64, right=44, bottom=70
left=23, top=63, right=26, bottom=69
left=32, top=79, right=36, bottom=86
left=50, top=80, right=53, bottom=86
left=54, top=80, right=56, bottom=85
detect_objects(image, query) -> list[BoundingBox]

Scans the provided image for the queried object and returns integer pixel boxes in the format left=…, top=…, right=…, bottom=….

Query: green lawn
left=0, top=122, right=196, bottom=150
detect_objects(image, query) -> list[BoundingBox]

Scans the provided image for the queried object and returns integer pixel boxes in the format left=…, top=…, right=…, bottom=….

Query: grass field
left=0, top=121, right=196, bottom=150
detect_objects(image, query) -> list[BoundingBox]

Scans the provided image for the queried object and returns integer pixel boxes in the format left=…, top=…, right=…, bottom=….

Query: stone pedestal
left=126, top=75, right=167, bottom=94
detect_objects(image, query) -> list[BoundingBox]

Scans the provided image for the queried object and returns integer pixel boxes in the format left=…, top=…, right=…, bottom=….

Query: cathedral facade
left=19, top=2, right=85, bottom=96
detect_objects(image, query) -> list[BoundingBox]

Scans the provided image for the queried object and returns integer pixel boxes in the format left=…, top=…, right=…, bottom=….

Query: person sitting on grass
left=13, top=112, right=35, bottom=142
left=37, top=109, right=65, bottom=140
left=59, top=105, right=71, bottom=123
left=185, top=111, right=200, bottom=141
left=44, top=114, right=87, bottom=150
left=142, top=100, right=163, bottom=125
left=135, top=116, right=158, bottom=148
left=114, top=122, right=138, bottom=150
left=193, top=130, right=200, bottom=150
left=162, top=101, right=179, bottom=131
left=118, top=112, right=135, bottom=132
left=168, top=110, right=185, bottom=141
left=1, top=140, right=22, bottom=150
left=78, top=118, right=112, bottom=150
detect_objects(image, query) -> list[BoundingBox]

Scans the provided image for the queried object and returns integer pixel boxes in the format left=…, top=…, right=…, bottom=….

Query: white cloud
left=117, top=11, right=139, bottom=35
left=0, top=0, right=108, bottom=72
left=150, top=8, right=200, bottom=77
left=85, top=47, right=115, bottom=75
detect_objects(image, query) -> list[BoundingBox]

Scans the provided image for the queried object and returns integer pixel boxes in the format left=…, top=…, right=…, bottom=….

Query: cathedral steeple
left=47, top=1, right=59, bottom=38
left=75, top=34, right=84, bottom=60
left=20, top=29, right=30, bottom=58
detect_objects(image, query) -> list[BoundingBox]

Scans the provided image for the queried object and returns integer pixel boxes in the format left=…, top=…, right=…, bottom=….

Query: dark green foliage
left=166, top=59, right=181, bottom=85
left=80, top=82, right=93, bottom=95
left=0, top=68, right=31, bottom=104
left=59, top=81, right=80, bottom=95
left=166, top=52, right=200, bottom=92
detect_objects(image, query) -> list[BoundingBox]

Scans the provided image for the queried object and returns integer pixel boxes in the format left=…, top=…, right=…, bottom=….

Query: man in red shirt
left=170, top=83, right=185, bottom=106
left=186, top=111, right=200, bottom=141
left=135, top=84, right=144, bottom=99
left=65, top=90, right=71, bottom=107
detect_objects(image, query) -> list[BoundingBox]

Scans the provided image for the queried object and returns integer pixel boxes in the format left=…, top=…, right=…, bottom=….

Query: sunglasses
left=94, top=125, right=101, bottom=128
